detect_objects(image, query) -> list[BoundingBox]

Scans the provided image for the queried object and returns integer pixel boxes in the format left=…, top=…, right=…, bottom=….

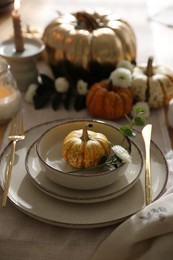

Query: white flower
left=111, top=145, right=132, bottom=163
left=77, top=79, right=88, bottom=95
left=24, top=83, right=37, bottom=103
left=55, top=77, right=69, bottom=93
left=117, top=60, right=134, bottom=73
left=131, top=101, right=150, bottom=118
left=110, top=68, right=132, bottom=88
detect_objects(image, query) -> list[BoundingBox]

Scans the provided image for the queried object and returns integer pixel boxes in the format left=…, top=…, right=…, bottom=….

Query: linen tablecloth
left=0, top=94, right=173, bottom=260
left=1, top=0, right=173, bottom=258
left=91, top=185, right=173, bottom=260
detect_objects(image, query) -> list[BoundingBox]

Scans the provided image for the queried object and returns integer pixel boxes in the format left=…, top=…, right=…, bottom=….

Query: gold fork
left=2, top=115, right=25, bottom=207
left=142, top=124, right=152, bottom=206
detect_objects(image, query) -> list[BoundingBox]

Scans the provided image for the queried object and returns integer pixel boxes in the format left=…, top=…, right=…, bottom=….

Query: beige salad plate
left=25, top=139, right=143, bottom=203
left=0, top=119, right=168, bottom=228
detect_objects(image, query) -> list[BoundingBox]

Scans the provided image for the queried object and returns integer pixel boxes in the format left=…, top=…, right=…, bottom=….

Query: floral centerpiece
left=25, top=60, right=132, bottom=111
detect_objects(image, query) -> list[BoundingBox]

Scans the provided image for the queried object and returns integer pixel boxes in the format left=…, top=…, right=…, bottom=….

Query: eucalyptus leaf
left=33, top=92, right=50, bottom=109
left=133, top=117, right=145, bottom=126
left=134, top=106, right=144, bottom=114
left=74, top=95, right=86, bottom=111
left=120, top=125, right=133, bottom=137
left=40, top=74, right=55, bottom=92
left=52, top=92, right=63, bottom=110
left=119, top=105, right=146, bottom=141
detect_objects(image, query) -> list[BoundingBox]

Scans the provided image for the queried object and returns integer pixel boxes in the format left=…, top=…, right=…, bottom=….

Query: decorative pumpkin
left=43, top=10, right=136, bottom=82
left=86, top=81, right=133, bottom=120
left=62, top=124, right=110, bottom=169
left=131, top=56, right=173, bottom=108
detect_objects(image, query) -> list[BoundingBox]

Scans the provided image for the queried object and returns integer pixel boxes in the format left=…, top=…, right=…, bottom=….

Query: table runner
left=0, top=99, right=173, bottom=260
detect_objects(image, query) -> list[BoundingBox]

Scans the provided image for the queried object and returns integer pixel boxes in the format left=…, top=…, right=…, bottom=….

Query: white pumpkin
left=131, top=57, right=173, bottom=108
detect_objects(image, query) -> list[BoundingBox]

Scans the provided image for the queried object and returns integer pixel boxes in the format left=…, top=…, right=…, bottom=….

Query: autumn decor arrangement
left=43, top=10, right=137, bottom=82
left=25, top=59, right=135, bottom=115
left=131, top=56, right=173, bottom=108
left=24, top=9, right=173, bottom=122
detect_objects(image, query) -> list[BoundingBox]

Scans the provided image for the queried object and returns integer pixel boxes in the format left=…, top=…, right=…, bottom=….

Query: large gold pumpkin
left=62, top=124, right=110, bottom=169
left=43, top=10, right=136, bottom=81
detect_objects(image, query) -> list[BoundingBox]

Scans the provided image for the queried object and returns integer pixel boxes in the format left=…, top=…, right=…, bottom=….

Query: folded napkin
left=91, top=185, right=173, bottom=260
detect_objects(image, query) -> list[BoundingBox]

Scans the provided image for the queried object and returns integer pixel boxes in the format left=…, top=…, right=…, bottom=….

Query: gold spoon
left=142, top=124, right=152, bottom=206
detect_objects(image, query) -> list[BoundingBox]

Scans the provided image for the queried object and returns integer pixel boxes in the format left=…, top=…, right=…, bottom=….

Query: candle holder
left=0, top=37, right=45, bottom=92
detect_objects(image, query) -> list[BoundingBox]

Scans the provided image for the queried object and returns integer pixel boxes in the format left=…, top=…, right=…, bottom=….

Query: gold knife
left=142, top=124, right=152, bottom=206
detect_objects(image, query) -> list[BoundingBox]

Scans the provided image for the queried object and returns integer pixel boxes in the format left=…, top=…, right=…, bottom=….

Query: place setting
left=0, top=0, right=171, bottom=230
left=0, top=116, right=168, bottom=228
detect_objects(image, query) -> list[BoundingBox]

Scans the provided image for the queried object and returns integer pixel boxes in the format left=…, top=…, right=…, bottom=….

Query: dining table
left=1, top=0, right=173, bottom=259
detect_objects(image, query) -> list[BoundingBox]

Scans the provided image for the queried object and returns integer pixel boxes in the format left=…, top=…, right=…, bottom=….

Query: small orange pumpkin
left=86, top=81, right=133, bottom=120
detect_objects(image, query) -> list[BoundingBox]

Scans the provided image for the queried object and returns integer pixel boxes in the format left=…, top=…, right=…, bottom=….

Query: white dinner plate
left=25, top=139, right=143, bottom=203
left=0, top=119, right=168, bottom=228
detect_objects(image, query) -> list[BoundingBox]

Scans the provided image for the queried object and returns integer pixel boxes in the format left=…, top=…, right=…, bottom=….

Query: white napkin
left=91, top=186, right=173, bottom=260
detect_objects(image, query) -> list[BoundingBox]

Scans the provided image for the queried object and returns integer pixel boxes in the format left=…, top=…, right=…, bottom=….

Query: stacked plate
left=0, top=119, right=168, bottom=228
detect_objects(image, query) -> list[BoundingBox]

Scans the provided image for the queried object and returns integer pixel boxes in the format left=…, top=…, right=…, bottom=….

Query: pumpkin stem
left=146, top=56, right=153, bottom=77
left=145, top=56, right=153, bottom=102
left=107, top=80, right=114, bottom=91
left=75, top=12, right=99, bottom=31
left=81, top=124, right=93, bottom=142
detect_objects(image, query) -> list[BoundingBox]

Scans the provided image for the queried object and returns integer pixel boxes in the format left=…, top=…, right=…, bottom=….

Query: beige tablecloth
left=1, top=0, right=173, bottom=258
left=91, top=186, right=173, bottom=260
left=0, top=97, right=173, bottom=260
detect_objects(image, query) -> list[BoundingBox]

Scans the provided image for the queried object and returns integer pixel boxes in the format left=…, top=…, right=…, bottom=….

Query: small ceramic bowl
left=36, top=119, right=131, bottom=190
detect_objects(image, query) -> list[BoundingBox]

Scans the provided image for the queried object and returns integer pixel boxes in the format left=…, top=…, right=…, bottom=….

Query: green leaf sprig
left=119, top=106, right=146, bottom=140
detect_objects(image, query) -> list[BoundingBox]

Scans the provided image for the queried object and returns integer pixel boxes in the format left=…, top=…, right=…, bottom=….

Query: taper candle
left=11, top=0, right=24, bottom=52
